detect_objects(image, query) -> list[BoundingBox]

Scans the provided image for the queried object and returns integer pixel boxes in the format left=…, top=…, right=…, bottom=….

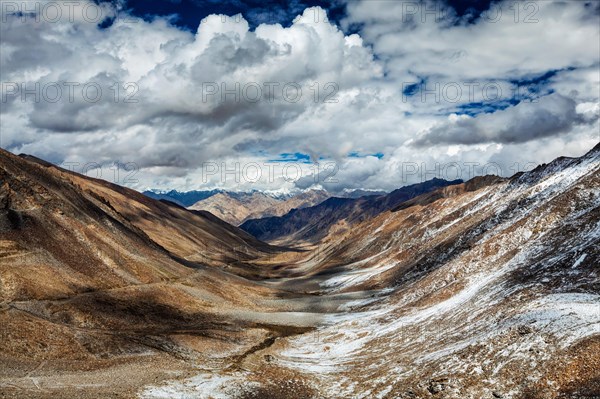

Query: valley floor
left=1, top=146, right=599, bottom=398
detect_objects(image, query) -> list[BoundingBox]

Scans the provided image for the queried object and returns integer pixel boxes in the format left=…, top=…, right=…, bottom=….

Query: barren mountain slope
left=16, top=153, right=278, bottom=272
left=0, top=150, right=331, bottom=398
left=142, top=144, right=600, bottom=398
left=269, top=144, right=600, bottom=398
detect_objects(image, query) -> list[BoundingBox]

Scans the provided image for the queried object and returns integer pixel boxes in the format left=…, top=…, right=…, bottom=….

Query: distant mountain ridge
left=340, top=189, right=388, bottom=199
left=142, top=188, right=328, bottom=208
left=240, top=178, right=462, bottom=243
left=188, top=189, right=330, bottom=225
left=142, top=189, right=223, bottom=207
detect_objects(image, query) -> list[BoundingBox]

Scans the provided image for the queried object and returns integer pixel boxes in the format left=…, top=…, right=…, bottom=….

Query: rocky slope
left=268, top=143, right=600, bottom=398
left=0, top=149, right=323, bottom=398
left=188, top=192, right=282, bottom=225
left=142, top=143, right=599, bottom=398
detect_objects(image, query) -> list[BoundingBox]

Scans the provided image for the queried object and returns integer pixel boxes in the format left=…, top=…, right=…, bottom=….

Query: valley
left=1, top=144, right=599, bottom=399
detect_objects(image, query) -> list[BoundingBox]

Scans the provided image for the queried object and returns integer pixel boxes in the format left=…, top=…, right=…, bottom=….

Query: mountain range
left=241, top=178, right=462, bottom=244
left=188, top=190, right=330, bottom=225
left=1, top=143, right=599, bottom=398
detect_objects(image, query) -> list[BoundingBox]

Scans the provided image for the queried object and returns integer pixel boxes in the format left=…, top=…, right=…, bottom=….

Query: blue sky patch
left=269, top=152, right=312, bottom=163
left=348, top=151, right=384, bottom=159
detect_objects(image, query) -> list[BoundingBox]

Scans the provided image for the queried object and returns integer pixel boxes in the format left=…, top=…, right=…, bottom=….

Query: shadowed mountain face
left=1, top=144, right=599, bottom=398
left=240, top=178, right=462, bottom=244
left=13, top=153, right=281, bottom=271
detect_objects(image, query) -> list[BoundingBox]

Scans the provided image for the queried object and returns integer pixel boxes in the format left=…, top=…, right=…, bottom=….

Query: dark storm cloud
left=412, top=94, right=597, bottom=147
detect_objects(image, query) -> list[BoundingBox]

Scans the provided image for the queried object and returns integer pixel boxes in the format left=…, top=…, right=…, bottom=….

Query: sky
left=1, top=0, right=599, bottom=194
